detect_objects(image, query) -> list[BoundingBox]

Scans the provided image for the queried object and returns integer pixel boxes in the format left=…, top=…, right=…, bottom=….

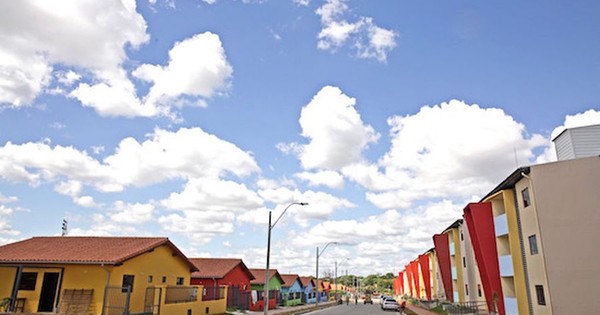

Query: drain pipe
left=101, top=263, right=111, bottom=315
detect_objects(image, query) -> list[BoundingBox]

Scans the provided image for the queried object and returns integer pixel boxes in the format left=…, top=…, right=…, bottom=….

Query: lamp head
left=299, top=202, right=308, bottom=206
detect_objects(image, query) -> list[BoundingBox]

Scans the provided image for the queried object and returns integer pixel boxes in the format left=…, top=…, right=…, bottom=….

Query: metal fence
left=144, top=287, right=162, bottom=315
left=103, top=286, right=130, bottom=315
left=227, top=286, right=250, bottom=310
left=201, top=286, right=225, bottom=301
left=445, top=301, right=489, bottom=315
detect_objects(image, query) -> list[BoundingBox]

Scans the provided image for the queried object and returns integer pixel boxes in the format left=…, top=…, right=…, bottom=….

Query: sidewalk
left=405, top=303, right=439, bottom=315
left=229, top=301, right=338, bottom=315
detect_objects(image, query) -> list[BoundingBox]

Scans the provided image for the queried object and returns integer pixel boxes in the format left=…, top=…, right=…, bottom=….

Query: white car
left=381, top=298, right=399, bottom=311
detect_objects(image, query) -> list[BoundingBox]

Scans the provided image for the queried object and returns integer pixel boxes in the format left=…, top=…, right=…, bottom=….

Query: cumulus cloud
left=161, top=178, right=263, bottom=212
left=158, top=210, right=236, bottom=245
left=0, top=204, right=21, bottom=239
left=304, top=200, right=464, bottom=264
left=0, top=2, right=232, bottom=119
left=110, top=201, right=155, bottom=224
left=295, top=170, right=344, bottom=189
left=550, top=109, right=600, bottom=139
left=315, top=0, right=397, bottom=62
left=0, top=127, right=259, bottom=192
left=132, top=32, right=233, bottom=111
left=535, top=108, right=600, bottom=163
left=0, top=0, right=148, bottom=107
left=343, top=99, right=547, bottom=210
left=293, top=86, right=379, bottom=170
left=237, top=187, right=354, bottom=227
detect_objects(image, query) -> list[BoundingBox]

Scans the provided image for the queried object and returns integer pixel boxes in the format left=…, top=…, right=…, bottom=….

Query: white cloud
left=355, top=18, right=398, bottom=63
left=161, top=178, right=263, bottom=212
left=344, top=99, right=547, bottom=210
left=315, top=0, right=397, bottom=62
left=104, top=127, right=259, bottom=188
left=536, top=108, right=600, bottom=164
left=238, top=187, right=354, bottom=227
left=295, top=170, right=344, bottom=189
left=0, top=2, right=232, bottom=119
left=74, top=196, right=99, bottom=208
left=0, top=194, right=18, bottom=203
left=0, top=127, right=259, bottom=193
left=0, top=204, right=20, bottom=237
left=550, top=109, right=600, bottom=139
left=132, top=32, right=233, bottom=112
left=294, top=0, right=310, bottom=6
left=158, top=210, right=235, bottom=245
left=295, top=86, right=379, bottom=170
left=56, top=70, right=81, bottom=86
left=110, top=201, right=154, bottom=224
left=293, top=200, right=465, bottom=269
left=0, top=0, right=148, bottom=107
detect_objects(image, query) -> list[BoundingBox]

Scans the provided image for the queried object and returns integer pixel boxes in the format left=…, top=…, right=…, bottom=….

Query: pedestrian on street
left=399, top=300, right=406, bottom=315
left=346, top=295, right=349, bottom=305
left=354, top=295, right=358, bottom=304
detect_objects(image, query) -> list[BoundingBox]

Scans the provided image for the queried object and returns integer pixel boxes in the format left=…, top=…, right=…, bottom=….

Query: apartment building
left=475, top=155, right=600, bottom=315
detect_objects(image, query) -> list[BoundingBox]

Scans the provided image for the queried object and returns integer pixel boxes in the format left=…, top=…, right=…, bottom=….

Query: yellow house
left=0, top=236, right=227, bottom=315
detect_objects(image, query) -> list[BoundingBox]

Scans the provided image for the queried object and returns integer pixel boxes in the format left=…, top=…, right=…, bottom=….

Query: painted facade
left=248, top=268, right=283, bottom=311
left=404, top=156, right=600, bottom=315
left=0, top=236, right=227, bottom=315
left=189, top=258, right=254, bottom=310
left=279, top=274, right=303, bottom=306
left=299, top=276, right=316, bottom=304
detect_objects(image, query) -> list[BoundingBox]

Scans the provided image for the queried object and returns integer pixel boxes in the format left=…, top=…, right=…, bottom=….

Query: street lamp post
left=264, top=202, right=308, bottom=315
left=334, top=258, right=349, bottom=300
left=315, top=242, right=338, bottom=306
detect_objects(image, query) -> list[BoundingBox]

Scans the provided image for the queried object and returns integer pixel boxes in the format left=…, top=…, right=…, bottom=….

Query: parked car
left=363, top=294, right=373, bottom=304
left=379, top=295, right=390, bottom=304
left=381, top=298, right=399, bottom=311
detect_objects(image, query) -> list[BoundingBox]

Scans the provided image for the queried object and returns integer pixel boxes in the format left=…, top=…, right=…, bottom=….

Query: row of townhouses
left=393, top=124, right=600, bottom=315
left=0, top=237, right=336, bottom=314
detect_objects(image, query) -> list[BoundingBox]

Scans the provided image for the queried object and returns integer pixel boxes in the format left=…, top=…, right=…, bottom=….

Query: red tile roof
left=0, top=236, right=198, bottom=271
left=249, top=268, right=284, bottom=285
left=299, top=276, right=315, bottom=288
left=279, top=274, right=301, bottom=287
left=190, top=258, right=255, bottom=280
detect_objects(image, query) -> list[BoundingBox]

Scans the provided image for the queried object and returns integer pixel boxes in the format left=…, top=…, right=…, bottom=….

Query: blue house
left=299, top=276, right=316, bottom=304
left=280, top=274, right=303, bottom=306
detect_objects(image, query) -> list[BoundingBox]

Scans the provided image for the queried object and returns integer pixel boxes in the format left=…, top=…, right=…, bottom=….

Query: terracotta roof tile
left=279, top=274, right=300, bottom=287
left=299, top=276, right=315, bottom=287
left=190, top=258, right=254, bottom=280
left=248, top=268, right=283, bottom=285
left=0, top=236, right=197, bottom=271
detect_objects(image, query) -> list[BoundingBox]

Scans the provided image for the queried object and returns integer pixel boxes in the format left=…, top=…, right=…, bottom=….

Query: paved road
left=306, top=302, right=403, bottom=315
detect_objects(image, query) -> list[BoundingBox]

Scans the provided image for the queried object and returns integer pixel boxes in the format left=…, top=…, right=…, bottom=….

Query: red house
left=190, top=258, right=255, bottom=310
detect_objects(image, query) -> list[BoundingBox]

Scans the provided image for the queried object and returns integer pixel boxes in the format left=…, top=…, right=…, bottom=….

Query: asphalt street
left=306, top=302, right=403, bottom=315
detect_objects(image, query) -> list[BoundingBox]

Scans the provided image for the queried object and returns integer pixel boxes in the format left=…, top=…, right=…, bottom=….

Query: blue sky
left=1, top=0, right=600, bottom=277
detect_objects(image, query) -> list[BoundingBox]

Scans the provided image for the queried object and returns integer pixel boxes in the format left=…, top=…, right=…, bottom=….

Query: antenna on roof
left=61, top=219, right=68, bottom=236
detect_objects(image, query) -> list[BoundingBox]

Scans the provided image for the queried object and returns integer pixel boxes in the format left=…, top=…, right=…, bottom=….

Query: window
left=462, top=257, right=466, bottom=268
left=162, top=276, right=167, bottom=283
left=522, top=187, right=531, bottom=208
left=122, top=275, right=134, bottom=293
left=148, top=276, right=153, bottom=283
left=18, top=272, right=38, bottom=291
left=176, top=277, right=184, bottom=285
left=465, top=284, right=469, bottom=296
left=535, top=285, right=546, bottom=305
left=477, top=284, right=482, bottom=297
left=460, top=231, right=464, bottom=241
left=529, top=235, right=539, bottom=255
